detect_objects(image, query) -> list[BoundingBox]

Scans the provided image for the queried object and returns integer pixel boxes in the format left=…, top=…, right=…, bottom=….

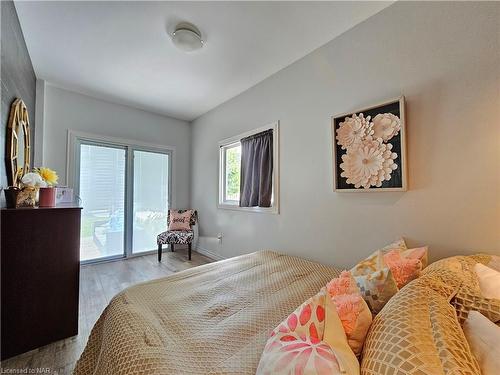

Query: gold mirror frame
left=6, top=98, right=31, bottom=187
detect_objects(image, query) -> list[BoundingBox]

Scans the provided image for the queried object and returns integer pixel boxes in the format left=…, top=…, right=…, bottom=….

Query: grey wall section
left=1, top=0, right=36, bottom=199
left=43, top=85, right=191, bottom=209
left=191, top=2, right=500, bottom=267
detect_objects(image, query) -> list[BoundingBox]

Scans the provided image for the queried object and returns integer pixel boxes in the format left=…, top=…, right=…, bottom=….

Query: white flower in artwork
left=372, top=113, right=401, bottom=142
left=369, top=143, right=398, bottom=187
left=336, top=113, right=374, bottom=150
left=340, top=139, right=398, bottom=189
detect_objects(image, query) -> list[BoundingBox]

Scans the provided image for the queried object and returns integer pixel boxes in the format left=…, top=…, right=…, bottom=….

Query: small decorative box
left=55, top=187, right=74, bottom=204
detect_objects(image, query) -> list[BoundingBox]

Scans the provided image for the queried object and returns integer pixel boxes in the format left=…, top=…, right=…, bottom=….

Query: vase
left=4, top=187, right=20, bottom=208
left=39, top=187, right=56, bottom=207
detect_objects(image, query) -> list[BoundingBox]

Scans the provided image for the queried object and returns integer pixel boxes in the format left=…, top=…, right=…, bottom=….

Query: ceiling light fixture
left=171, top=22, right=204, bottom=52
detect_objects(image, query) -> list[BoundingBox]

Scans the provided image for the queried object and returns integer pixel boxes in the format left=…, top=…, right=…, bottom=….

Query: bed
left=73, top=251, right=340, bottom=375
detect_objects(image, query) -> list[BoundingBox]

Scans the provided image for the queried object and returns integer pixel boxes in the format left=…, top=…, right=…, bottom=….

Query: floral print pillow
left=351, top=241, right=428, bottom=313
left=326, top=270, right=360, bottom=296
left=402, top=246, right=429, bottom=268
left=379, top=238, right=408, bottom=253
left=353, top=267, right=399, bottom=314
left=383, top=247, right=428, bottom=289
left=257, top=290, right=359, bottom=375
left=350, top=239, right=407, bottom=276
left=383, top=250, right=422, bottom=289
left=326, top=271, right=372, bottom=356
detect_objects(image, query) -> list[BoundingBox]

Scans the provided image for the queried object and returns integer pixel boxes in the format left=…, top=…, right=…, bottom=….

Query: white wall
left=43, top=84, right=191, bottom=208
left=191, top=2, right=500, bottom=268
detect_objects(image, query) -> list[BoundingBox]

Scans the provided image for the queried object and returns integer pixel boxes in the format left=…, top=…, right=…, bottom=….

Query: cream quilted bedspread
left=73, top=251, right=340, bottom=375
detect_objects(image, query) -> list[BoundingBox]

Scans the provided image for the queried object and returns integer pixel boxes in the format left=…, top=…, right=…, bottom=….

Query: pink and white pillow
left=168, top=210, right=193, bottom=231
left=257, top=271, right=373, bottom=375
left=257, top=290, right=359, bottom=375
left=258, top=291, right=342, bottom=374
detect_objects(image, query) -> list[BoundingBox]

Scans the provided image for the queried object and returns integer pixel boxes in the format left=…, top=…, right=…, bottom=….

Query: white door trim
left=67, top=129, right=175, bottom=262
left=66, top=129, right=177, bottom=208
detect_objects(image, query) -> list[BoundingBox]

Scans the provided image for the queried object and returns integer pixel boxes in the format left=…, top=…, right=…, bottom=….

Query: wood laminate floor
left=1, top=250, right=213, bottom=375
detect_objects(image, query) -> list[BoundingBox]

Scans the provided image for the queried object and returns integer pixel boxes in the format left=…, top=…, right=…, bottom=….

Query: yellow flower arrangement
left=35, top=167, right=59, bottom=186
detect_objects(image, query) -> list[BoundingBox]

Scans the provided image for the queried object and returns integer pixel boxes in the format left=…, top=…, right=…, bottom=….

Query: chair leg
left=170, top=244, right=174, bottom=252
left=188, top=243, right=192, bottom=261
left=158, top=243, right=162, bottom=262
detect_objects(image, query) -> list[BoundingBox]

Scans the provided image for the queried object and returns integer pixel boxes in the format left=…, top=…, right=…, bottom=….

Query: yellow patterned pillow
left=351, top=250, right=386, bottom=276
left=350, top=239, right=407, bottom=313
left=351, top=239, right=408, bottom=276
left=379, top=238, right=407, bottom=253
left=354, top=269, right=399, bottom=314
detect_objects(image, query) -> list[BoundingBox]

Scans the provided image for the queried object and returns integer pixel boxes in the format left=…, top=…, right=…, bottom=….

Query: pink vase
left=39, top=187, right=56, bottom=207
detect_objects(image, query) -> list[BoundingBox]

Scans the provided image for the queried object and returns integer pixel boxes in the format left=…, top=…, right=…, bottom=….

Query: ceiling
left=15, top=1, right=392, bottom=121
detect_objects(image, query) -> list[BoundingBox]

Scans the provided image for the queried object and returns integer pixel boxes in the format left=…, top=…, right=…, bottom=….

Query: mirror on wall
left=6, top=98, right=31, bottom=187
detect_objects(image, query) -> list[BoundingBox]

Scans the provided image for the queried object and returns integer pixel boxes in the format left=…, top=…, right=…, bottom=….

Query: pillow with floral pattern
left=326, top=271, right=372, bottom=356
left=257, top=289, right=359, bottom=375
left=402, top=246, right=429, bottom=268
left=352, top=267, right=399, bottom=314
left=350, top=238, right=407, bottom=276
left=383, top=249, right=423, bottom=289
left=350, top=249, right=398, bottom=314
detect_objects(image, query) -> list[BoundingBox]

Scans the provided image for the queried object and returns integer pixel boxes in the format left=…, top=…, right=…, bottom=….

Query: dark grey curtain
left=239, top=129, right=273, bottom=207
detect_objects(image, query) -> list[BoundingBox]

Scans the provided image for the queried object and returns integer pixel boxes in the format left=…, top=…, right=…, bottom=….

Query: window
left=218, top=122, right=279, bottom=213
left=221, top=142, right=241, bottom=202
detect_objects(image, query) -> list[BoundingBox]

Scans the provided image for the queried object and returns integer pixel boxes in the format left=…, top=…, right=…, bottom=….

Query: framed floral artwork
left=331, top=96, right=407, bottom=192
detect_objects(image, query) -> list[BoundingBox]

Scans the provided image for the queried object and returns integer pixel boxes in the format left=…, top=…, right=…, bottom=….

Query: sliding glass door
left=74, top=136, right=172, bottom=263
left=132, top=150, right=170, bottom=254
left=79, top=143, right=126, bottom=262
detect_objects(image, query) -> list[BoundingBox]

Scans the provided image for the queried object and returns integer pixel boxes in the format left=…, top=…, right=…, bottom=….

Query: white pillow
left=474, top=263, right=500, bottom=300
left=463, top=311, right=500, bottom=375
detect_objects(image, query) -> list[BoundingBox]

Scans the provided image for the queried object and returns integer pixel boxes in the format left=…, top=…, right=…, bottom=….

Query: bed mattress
left=74, top=251, right=340, bottom=375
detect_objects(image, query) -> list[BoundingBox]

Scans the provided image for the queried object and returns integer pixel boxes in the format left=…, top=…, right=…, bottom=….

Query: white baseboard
left=195, top=246, right=226, bottom=261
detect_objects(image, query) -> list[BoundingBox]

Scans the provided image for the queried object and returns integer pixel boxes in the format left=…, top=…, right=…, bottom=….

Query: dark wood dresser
left=1, top=205, right=82, bottom=360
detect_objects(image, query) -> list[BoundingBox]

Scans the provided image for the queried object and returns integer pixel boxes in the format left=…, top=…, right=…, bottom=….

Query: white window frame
left=220, top=141, right=241, bottom=205
left=217, top=121, right=279, bottom=214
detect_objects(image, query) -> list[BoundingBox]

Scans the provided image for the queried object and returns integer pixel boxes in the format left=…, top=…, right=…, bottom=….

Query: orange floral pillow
left=402, top=246, right=429, bottom=268
left=327, top=271, right=372, bottom=356
left=326, top=270, right=359, bottom=296
left=383, top=249, right=424, bottom=288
